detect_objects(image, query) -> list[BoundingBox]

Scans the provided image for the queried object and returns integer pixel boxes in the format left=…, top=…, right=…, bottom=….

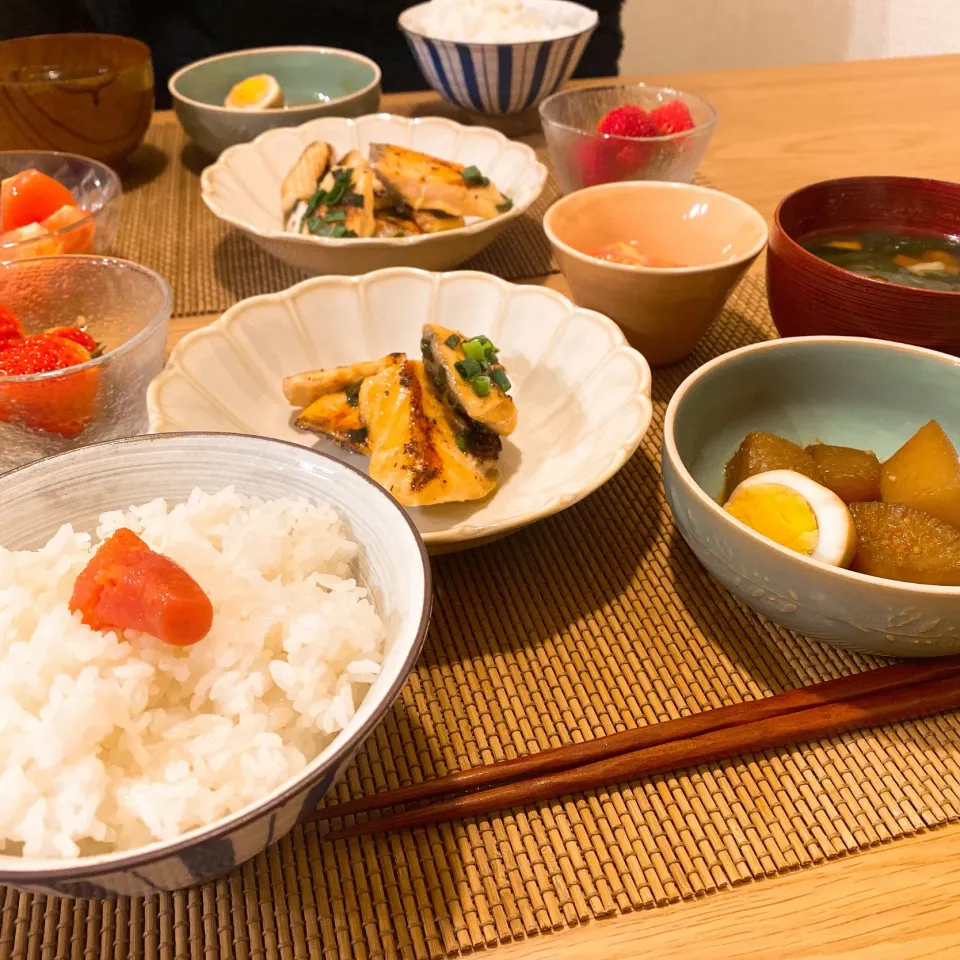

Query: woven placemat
left=114, top=116, right=561, bottom=318
left=4, top=120, right=960, bottom=960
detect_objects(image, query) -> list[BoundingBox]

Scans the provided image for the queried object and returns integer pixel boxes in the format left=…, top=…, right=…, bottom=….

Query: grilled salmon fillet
left=300, top=150, right=376, bottom=238
left=295, top=390, right=370, bottom=454
left=421, top=324, right=517, bottom=436
left=282, top=353, right=404, bottom=408
left=280, top=141, right=333, bottom=219
left=413, top=210, right=466, bottom=233
left=373, top=213, right=421, bottom=238
left=369, top=143, right=511, bottom=220
left=359, top=359, right=498, bottom=507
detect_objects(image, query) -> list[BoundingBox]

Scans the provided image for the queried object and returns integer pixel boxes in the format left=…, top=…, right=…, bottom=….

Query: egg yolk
left=724, top=483, right=819, bottom=555
left=229, top=76, right=271, bottom=106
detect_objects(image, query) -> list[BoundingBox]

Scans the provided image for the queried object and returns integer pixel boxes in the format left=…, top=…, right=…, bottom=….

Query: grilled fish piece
left=421, top=324, right=517, bottom=436
left=412, top=210, right=466, bottom=233
left=301, top=150, right=376, bottom=239
left=369, top=144, right=511, bottom=220
left=359, top=359, right=498, bottom=507
left=373, top=213, right=421, bottom=238
left=373, top=174, right=407, bottom=212
left=281, top=141, right=333, bottom=219
left=282, top=353, right=404, bottom=408
left=295, top=390, right=370, bottom=454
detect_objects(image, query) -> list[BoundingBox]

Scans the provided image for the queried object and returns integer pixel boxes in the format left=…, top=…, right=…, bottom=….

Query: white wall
left=621, top=0, right=960, bottom=75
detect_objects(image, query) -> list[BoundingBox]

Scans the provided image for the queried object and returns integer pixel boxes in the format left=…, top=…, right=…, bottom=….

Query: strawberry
left=652, top=99, right=695, bottom=135
left=576, top=138, right=621, bottom=187
left=597, top=105, right=659, bottom=139
left=0, top=305, right=24, bottom=351
left=45, top=325, right=99, bottom=354
left=0, top=333, right=99, bottom=438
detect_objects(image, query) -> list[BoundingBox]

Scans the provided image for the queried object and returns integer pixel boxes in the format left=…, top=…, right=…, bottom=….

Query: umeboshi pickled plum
left=805, top=443, right=881, bottom=504
left=881, top=420, right=960, bottom=529
left=723, top=431, right=821, bottom=501
left=849, top=501, right=960, bottom=586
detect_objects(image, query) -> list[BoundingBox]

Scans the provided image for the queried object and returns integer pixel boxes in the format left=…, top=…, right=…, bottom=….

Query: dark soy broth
left=801, top=228, right=960, bottom=291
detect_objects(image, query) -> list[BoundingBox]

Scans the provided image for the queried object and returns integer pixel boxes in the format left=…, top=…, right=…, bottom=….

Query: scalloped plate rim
left=200, top=113, right=549, bottom=248
left=148, top=268, right=653, bottom=545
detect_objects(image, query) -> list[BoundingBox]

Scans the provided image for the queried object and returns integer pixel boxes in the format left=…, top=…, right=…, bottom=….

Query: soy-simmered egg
left=224, top=74, right=284, bottom=110
left=723, top=469, right=856, bottom=568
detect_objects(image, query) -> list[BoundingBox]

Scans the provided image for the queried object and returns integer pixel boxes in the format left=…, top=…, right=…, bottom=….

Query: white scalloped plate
left=148, top=269, right=652, bottom=550
left=201, top=114, right=548, bottom=276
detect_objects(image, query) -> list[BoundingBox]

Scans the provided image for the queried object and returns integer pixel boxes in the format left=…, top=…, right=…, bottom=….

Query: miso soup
left=801, top=229, right=960, bottom=292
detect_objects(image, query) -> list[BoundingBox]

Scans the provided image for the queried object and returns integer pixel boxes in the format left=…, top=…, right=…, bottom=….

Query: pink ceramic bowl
left=543, top=181, right=768, bottom=365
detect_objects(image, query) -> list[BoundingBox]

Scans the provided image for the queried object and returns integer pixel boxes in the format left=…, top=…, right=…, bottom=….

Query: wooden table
left=170, top=53, right=960, bottom=959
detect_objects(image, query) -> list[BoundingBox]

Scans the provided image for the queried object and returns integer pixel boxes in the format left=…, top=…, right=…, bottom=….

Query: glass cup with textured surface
left=0, top=255, right=171, bottom=471
left=539, top=84, right=717, bottom=194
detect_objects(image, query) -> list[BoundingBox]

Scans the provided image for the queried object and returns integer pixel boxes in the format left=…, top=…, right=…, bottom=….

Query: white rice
left=410, top=0, right=588, bottom=42
left=0, top=487, right=385, bottom=858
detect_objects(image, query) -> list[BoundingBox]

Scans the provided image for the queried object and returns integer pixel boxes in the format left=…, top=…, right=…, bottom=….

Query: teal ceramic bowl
left=662, top=336, right=960, bottom=657
left=169, top=47, right=381, bottom=157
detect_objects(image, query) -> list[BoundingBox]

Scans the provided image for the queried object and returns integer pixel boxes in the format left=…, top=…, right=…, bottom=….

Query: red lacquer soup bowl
left=767, top=177, right=960, bottom=355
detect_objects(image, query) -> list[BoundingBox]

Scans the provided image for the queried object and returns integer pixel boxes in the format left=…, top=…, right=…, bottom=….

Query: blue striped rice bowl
left=399, top=1, right=598, bottom=115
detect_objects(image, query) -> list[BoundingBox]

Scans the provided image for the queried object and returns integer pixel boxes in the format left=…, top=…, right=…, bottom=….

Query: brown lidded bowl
left=767, top=176, right=960, bottom=355
left=0, top=34, right=153, bottom=167
left=543, top=181, right=768, bottom=366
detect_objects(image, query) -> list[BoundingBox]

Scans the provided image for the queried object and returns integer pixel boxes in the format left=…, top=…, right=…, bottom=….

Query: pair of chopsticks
left=304, top=655, right=960, bottom=840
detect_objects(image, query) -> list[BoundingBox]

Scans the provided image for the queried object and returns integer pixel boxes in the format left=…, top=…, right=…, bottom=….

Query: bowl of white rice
left=0, top=432, right=430, bottom=897
left=399, top=0, right=598, bottom=114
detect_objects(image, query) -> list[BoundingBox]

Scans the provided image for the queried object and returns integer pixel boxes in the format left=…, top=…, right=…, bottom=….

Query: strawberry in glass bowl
left=0, top=255, right=171, bottom=470
left=539, top=83, right=717, bottom=194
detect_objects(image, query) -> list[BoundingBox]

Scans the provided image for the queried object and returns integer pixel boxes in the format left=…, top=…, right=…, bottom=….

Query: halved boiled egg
left=722, top=469, right=856, bottom=568
left=224, top=74, right=284, bottom=110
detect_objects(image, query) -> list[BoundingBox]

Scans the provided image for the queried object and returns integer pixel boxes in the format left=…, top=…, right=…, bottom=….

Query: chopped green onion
left=304, top=188, right=327, bottom=218
left=324, top=168, right=353, bottom=206
left=346, top=427, right=368, bottom=445
left=471, top=375, right=491, bottom=397
left=309, top=218, right=357, bottom=238
left=491, top=367, right=511, bottom=392
left=444, top=333, right=461, bottom=349
left=394, top=232, right=406, bottom=238
left=323, top=209, right=347, bottom=222
left=342, top=192, right=365, bottom=207
left=420, top=337, right=431, bottom=355
left=496, top=198, right=514, bottom=213
left=455, top=357, right=482, bottom=380
left=462, top=338, right=487, bottom=362
left=462, top=165, right=490, bottom=187
left=345, top=380, right=362, bottom=407
left=455, top=432, right=469, bottom=453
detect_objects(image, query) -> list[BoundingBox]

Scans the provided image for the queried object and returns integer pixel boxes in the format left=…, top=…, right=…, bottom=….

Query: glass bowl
left=0, top=151, right=121, bottom=261
left=0, top=34, right=153, bottom=167
left=0, top=255, right=172, bottom=471
left=539, top=84, right=718, bottom=194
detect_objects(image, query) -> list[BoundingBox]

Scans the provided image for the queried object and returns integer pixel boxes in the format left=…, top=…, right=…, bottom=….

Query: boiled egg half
left=224, top=74, right=284, bottom=110
left=723, top=469, right=856, bottom=568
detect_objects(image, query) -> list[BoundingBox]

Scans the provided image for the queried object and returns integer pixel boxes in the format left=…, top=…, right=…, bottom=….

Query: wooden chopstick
left=318, top=670, right=960, bottom=841
left=303, top=655, right=960, bottom=826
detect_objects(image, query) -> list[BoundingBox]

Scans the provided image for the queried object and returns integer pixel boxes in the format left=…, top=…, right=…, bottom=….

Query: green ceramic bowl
left=662, top=336, right=960, bottom=657
left=169, top=46, right=381, bottom=157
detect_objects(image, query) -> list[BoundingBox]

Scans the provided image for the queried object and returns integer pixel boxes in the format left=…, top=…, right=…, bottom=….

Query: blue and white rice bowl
left=0, top=433, right=431, bottom=896
left=399, top=0, right=598, bottom=114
